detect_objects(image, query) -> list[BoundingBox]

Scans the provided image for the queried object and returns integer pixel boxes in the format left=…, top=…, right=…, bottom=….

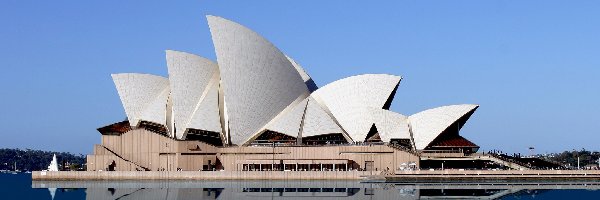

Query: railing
left=100, top=145, right=149, bottom=171
left=420, top=150, right=463, bottom=154
left=387, top=143, right=419, bottom=156
left=487, top=153, right=531, bottom=170
left=243, top=142, right=389, bottom=148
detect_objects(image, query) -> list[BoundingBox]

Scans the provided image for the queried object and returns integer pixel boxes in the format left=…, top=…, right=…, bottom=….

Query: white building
left=89, top=16, right=481, bottom=172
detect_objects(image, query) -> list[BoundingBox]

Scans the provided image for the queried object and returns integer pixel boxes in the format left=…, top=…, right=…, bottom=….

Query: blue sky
left=1, top=1, right=598, bottom=154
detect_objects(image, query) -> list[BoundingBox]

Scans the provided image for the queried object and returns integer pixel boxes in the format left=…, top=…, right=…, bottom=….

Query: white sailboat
left=47, top=154, right=59, bottom=171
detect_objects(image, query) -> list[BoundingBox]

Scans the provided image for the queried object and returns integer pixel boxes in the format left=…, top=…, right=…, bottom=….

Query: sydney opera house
left=87, top=16, right=483, bottom=172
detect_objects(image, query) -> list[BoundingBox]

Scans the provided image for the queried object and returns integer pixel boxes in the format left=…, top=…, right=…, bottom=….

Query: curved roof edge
left=409, top=104, right=479, bottom=150
left=207, top=15, right=310, bottom=145
left=111, top=73, right=170, bottom=127
left=311, top=74, right=402, bottom=142
left=285, top=55, right=318, bottom=92
left=241, top=92, right=310, bottom=145
left=368, top=108, right=410, bottom=143
left=165, top=50, right=219, bottom=139
left=300, top=96, right=346, bottom=138
left=186, top=73, right=222, bottom=137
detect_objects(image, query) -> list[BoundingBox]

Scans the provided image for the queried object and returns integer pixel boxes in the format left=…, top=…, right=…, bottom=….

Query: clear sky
left=1, top=1, right=598, bottom=154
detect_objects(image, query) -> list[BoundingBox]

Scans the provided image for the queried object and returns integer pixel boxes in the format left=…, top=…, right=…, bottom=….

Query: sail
left=47, top=154, right=59, bottom=171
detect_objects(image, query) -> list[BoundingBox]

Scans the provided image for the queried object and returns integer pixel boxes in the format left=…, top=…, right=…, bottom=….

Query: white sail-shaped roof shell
left=369, top=109, right=410, bottom=142
left=112, top=73, right=170, bottom=127
left=166, top=50, right=219, bottom=139
left=107, top=15, right=481, bottom=150
left=265, top=95, right=346, bottom=138
left=207, top=15, right=310, bottom=145
left=187, top=76, right=222, bottom=134
left=139, top=87, right=170, bottom=126
left=409, top=104, right=479, bottom=150
left=311, top=74, right=401, bottom=142
left=301, top=97, right=345, bottom=137
left=265, top=98, right=309, bottom=137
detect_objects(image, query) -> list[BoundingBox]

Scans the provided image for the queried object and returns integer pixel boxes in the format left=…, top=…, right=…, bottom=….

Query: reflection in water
left=48, top=188, right=56, bottom=200
left=32, top=180, right=600, bottom=199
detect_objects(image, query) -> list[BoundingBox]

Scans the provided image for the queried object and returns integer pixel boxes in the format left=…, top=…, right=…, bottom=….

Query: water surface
left=2, top=173, right=600, bottom=199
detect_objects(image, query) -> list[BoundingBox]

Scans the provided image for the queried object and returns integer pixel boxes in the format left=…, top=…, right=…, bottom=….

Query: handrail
left=487, top=153, right=531, bottom=170
left=387, top=143, right=420, bottom=157
left=100, top=145, right=149, bottom=171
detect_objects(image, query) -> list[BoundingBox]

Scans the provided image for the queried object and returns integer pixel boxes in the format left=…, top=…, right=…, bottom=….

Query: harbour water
left=3, top=173, right=600, bottom=199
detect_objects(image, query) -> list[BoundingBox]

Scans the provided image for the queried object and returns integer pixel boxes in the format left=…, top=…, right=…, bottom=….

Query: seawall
left=379, top=169, right=600, bottom=182
left=32, top=171, right=375, bottom=180
left=32, top=170, right=600, bottom=181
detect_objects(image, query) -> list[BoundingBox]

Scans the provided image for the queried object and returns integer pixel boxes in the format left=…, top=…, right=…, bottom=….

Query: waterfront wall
left=384, top=169, right=600, bottom=182
left=395, top=169, right=600, bottom=175
left=90, top=128, right=420, bottom=172
left=31, top=170, right=600, bottom=181
left=33, top=170, right=600, bottom=181
left=32, top=171, right=376, bottom=180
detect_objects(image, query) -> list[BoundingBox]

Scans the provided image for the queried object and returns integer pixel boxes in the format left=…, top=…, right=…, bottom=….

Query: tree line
left=544, top=149, right=600, bottom=169
left=0, top=148, right=86, bottom=171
